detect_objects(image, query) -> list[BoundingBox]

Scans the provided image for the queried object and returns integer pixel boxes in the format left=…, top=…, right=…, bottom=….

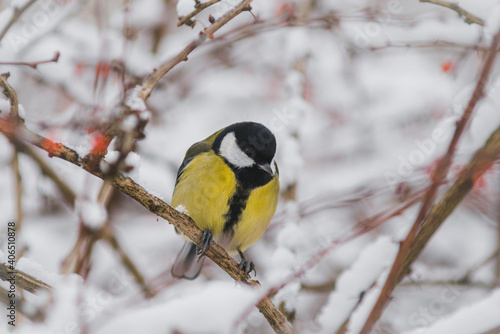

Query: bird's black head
left=213, top=122, right=277, bottom=187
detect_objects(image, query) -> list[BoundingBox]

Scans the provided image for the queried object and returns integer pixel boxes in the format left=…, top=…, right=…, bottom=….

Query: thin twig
left=1, top=72, right=23, bottom=232
left=357, top=187, right=428, bottom=232
left=0, top=286, right=47, bottom=322
left=139, top=0, right=253, bottom=101
left=419, top=0, right=485, bottom=26
left=177, top=0, right=221, bottom=27
left=60, top=229, right=86, bottom=274
left=359, top=128, right=500, bottom=331
left=369, top=40, right=495, bottom=52
left=0, top=51, right=60, bottom=70
left=399, top=280, right=492, bottom=289
left=236, top=187, right=428, bottom=328
left=413, top=30, right=500, bottom=239
left=458, top=248, right=500, bottom=283
left=73, top=224, right=95, bottom=279
left=359, top=30, right=500, bottom=334
left=0, top=72, right=20, bottom=122
left=103, top=227, right=154, bottom=297
left=0, top=118, right=292, bottom=334
left=10, top=148, right=23, bottom=232
left=97, top=181, right=114, bottom=207
left=0, top=0, right=38, bottom=42
left=237, top=232, right=357, bottom=330
left=98, top=0, right=251, bottom=167
left=17, top=141, right=76, bottom=207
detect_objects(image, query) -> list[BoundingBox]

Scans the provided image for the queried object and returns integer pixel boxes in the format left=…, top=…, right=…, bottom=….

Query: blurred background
left=1, top=0, right=500, bottom=333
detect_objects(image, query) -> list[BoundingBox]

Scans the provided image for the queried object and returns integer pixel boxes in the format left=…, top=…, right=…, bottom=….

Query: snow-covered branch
left=0, top=263, right=51, bottom=293
left=360, top=28, right=500, bottom=334
left=138, top=0, right=253, bottom=101
left=0, top=114, right=292, bottom=334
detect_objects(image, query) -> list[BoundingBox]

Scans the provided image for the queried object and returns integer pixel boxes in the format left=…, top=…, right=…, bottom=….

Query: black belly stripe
left=223, top=185, right=251, bottom=234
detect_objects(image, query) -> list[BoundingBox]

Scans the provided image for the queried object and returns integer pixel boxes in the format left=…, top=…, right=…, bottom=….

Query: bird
left=170, top=122, right=279, bottom=280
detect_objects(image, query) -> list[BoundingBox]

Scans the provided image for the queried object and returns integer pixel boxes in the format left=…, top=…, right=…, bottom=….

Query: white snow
left=175, top=204, right=189, bottom=214
left=0, top=99, right=25, bottom=119
left=318, top=237, right=398, bottom=333
left=405, top=289, right=500, bottom=334
left=177, top=0, right=196, bottom=17
left=139, top=110, right=151, bottom=121
left=18, top=103, right=25, bottom=119
left=104, top=150, right=120, bottom=165
left=209, top=0, right=241, bottom=20
left=125, top=85, right=146, bottom=112
left=122, top=115, right=139, bottom=132
left=0, top=99, right=10, bottom=117
left=78, top=199, right=108, bottom=229
left=125, top=151, right=142, bottom=180
left=11, top=0, right=31, bottom=8
left=485, top=4, right=500, bottom=35
left=67, top=143, right=91, bottom=158
left=1, top=1, right=500, bottom=333
left=95, top=282, right=259, bottom=334
left=16, top=257, right=78, bottom=288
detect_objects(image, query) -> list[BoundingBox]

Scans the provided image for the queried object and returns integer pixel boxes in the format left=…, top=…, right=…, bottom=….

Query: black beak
left=258, top=162, right=273, bottom=175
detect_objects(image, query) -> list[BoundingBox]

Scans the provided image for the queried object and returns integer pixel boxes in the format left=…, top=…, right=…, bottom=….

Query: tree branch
left=0, top=52, right=60, bottom=70
left=358, top=126, right=500, bottom=333
left=0, top=117, right=292, bottom=334
left=103, top=227, right=153, bottom=297
left=16, top=141, right=77, bottom=207
left=419, top=0, right=485, bottom=26
left=413, top=30, right=500, bottom=240
left=0, top=263, right=51, bottom=293
left=0, top=72, right=20, bottom=122
left=10, top=147, right=23, bottom=231
left=0, top=2, right=294, bottom=330
left=359, top=29, right=500, bottom=334
left=138, top=0, right=253, bottom=101
left=0, top=0, right=38, bottom=43
left=177, top=0, right=221, bottom=28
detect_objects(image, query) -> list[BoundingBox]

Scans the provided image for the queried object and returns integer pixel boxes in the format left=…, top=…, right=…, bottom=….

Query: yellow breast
left=172, top=152, right=235, bottom=237
left=172, top=152, right=279, bottom=254
left=227, top=176, right=279, bottom=252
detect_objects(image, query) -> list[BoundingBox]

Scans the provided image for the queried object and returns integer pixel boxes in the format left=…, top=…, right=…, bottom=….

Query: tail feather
left=171, top=241, right=205, bottom=279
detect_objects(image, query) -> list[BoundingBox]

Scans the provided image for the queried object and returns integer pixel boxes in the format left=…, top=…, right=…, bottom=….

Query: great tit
left=171, top=122, right=279, bottom=279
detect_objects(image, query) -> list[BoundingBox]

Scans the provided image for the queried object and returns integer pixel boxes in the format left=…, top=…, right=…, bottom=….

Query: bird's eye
left=243, top=147, right=255, bottom=158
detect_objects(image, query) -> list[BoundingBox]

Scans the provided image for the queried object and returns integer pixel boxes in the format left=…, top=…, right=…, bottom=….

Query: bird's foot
left=238, top=250, right=256, bottom=277
left=197, top=229, right=213, bottom=258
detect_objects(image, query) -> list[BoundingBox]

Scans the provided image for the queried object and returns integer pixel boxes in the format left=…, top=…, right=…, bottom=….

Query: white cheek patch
left=219, top=132, right=254, bottom=168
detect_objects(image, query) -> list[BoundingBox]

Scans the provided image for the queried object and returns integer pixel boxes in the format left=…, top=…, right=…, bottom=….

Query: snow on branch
left=0, top=72, right=21, bottom=123
left=138, top=0, right=253, bottom=101
left=0, top=107, right=292, bottom=334
left=359, top=28, right=500, bottom=334
left=0, top=263, right=51, bottom=293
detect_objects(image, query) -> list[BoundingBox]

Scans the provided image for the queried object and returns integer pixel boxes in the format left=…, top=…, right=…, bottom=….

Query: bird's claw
left=197, top=229, right=213, bottom=258
left=238, top=259, right=256, bottom=277
left=238, top=250, right=256, bottom=277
